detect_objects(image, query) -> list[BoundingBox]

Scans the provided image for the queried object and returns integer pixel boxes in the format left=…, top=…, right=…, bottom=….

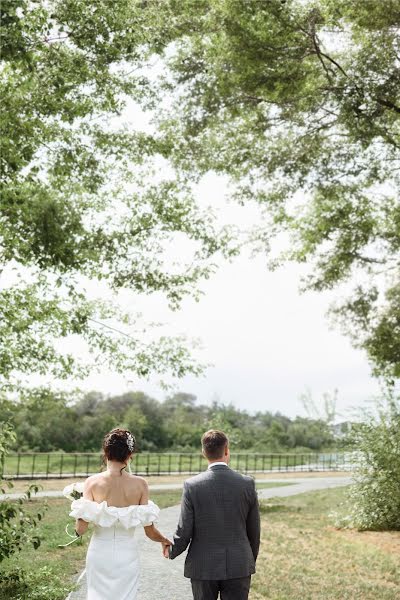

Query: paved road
left=66, top=476, right=352, bottom=600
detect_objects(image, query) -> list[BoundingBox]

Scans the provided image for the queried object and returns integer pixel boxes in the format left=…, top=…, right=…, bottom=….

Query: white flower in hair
left=126, top=432, right=135, bottom=452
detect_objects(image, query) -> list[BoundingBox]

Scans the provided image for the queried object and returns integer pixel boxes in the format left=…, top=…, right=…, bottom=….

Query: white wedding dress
left=70, top=498, right=160, bottom=600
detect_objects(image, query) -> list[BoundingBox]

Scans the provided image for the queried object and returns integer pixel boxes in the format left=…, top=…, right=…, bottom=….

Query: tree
left=0, top=0, right=235, bottom=392
left=148, top=0, right=400, bottom=380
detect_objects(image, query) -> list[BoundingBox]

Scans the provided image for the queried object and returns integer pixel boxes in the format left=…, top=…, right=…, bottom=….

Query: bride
left=69, top=428, right=171, bottom=600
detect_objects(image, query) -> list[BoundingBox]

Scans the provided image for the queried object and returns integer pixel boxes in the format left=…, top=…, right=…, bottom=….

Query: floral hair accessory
left=126, top=432, right=135, bottom=452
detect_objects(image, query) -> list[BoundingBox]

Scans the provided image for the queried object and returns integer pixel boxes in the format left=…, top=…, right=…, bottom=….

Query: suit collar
left=208, top=463, right=230, bottom=471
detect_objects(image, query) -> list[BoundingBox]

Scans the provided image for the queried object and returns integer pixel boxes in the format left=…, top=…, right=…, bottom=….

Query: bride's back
left=86, top=471, right=147, bottom=507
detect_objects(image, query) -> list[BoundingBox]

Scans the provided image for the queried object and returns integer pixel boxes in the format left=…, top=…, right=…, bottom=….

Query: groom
left=165, top=430, right=260, bottom=600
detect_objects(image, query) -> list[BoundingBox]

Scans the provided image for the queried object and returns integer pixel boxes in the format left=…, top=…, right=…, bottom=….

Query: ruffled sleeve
left=136, top=501, right=160, bottom=527
left=69, top=499, right=160, bottom=529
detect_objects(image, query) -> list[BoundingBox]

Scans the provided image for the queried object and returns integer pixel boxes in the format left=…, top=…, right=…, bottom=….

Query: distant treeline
left=0, top=389, right=340, bottom=453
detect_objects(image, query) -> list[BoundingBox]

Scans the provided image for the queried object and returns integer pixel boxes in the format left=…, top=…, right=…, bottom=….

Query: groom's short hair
left=201, top=430, right=229, bottom=459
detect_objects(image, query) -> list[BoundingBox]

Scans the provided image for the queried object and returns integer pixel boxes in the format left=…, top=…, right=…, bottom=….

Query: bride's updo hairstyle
left=102, top=428, right=136, bottom=463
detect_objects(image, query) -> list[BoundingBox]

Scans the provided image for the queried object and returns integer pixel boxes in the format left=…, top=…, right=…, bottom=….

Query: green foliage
left=0, top=423, right=47, bottom=562
left=0, top=387, right=337, bottom=453
left=148, top=0, right=400, bottom=379
left=338, top=391, right=400, bottom=530
left=0, top=0, right=235, bottom=391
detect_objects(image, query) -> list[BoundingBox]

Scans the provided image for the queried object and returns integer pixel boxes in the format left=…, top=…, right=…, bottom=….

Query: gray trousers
left=191, top=577, right=251, bottom=600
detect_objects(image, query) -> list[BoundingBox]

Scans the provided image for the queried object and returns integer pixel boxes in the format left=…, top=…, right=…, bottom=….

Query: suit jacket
left=169, top=464, right=260, bottom=580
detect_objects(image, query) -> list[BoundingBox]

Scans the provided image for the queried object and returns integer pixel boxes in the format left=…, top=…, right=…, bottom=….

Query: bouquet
left=58, top=481, right=85, bottom=548
left=62, top=481, right=84, bottom=501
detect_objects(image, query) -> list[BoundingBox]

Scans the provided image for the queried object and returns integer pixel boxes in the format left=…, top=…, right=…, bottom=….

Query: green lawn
left=251, top=487, right=400, bottom=600
left=256, top=482, right=293, bottom=490
left=2, top=485, right=395, bottom=600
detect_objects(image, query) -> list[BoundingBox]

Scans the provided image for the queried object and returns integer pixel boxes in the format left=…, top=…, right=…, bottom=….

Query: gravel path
left=66, top=475, right=352, bottom=600
left=0, top=477, right=350, bottom=501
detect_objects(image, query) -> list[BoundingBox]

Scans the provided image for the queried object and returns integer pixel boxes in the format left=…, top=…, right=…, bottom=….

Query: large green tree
left=0, top=0, right=235, bottom=391
left=149, top=0, right=400, bottom=380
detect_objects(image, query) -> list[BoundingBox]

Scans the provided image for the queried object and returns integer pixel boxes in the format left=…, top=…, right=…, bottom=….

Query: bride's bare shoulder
left=84, top=472, right=106, bottom=489
left=128, top=474, right=148, bottom=487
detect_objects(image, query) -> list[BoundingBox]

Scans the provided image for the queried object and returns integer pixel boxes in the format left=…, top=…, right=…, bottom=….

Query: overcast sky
left=78, top=170, right=381, bottom=420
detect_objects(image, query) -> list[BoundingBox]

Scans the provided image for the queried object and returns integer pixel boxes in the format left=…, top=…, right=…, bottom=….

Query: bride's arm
left=75, top=477, right=93, bottom=536
left=140, top=480, right=171, bottom=546
left=143, top=524, right=171, bottom=545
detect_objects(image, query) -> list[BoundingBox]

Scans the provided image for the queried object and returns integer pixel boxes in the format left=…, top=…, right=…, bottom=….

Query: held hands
left=161, top=539, right=172, bottom=559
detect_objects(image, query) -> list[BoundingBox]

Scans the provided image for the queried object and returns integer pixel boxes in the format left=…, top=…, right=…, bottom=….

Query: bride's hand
left=161, top=540, right=172, bottom=558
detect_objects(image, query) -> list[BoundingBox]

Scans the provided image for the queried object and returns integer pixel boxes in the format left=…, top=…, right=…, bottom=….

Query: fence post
left=254, top=454, right=258, bottom=473
left=168, top=454, right=172, bottom=475
left=157, top=454, right=161, bottom=476
left=46, top=454, right=50, bottom=479
left=17, top=453, right=21, bottom=478
left=189, top=453, right=193, bottom=474
left=146, top=454, right=150, bottom=476
left=59, top=454, right=64, bottom=478
left=31, top=454, right=36, bottom=479
left=86, top=454, right=90, bottom=476
left=178, top=454, right=182, bottom=474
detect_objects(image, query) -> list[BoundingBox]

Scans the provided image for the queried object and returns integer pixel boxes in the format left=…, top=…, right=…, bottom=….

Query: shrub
left=0, top=423, right=47, bottom=562
left=0, top=566, right=73, bottom=600
left=339, top=391, right=400, bottom=530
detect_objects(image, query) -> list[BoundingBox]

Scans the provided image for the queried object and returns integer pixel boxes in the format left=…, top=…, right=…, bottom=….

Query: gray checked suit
left=169, top=464, right=260, bottom=600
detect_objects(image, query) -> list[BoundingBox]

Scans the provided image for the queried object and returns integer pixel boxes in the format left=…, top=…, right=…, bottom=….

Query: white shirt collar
left=207, top=461, right=228, bottom=469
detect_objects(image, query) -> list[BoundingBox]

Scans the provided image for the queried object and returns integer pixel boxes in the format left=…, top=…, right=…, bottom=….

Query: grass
left=250, top=487, right=400, bottom=600
left=3, top=485, right=395, bottom=600
left=256, top=482, right=293, bottom=490
left=0, top=498, right=87, bottom=600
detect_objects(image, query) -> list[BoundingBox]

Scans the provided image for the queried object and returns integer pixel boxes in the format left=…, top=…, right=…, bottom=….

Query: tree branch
left=376, top=98, right=400, bottom=114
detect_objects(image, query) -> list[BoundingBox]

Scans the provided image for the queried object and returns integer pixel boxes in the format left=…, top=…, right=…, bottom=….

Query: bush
left=0, top=566, right=73, bottom=600
left=340, top=391, right=400, bottom=530
left=0, top=423, right=47, bottom=562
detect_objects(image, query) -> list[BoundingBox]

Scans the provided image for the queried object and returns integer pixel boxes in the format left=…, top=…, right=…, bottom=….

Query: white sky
left=78, top=170, right=381, bottom=420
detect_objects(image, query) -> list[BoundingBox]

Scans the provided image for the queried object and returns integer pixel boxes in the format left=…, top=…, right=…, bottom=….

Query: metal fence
left=1, top=451, right=355, bottom=479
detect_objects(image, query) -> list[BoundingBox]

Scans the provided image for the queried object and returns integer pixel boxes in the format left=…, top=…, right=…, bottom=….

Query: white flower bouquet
left=59, top=482, right=85, bottom=548
left=62, top=481, right=85, bottom=501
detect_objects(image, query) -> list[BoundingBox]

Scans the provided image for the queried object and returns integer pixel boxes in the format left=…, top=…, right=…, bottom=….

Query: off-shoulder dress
left=70, top=498, right=160, bottom=600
